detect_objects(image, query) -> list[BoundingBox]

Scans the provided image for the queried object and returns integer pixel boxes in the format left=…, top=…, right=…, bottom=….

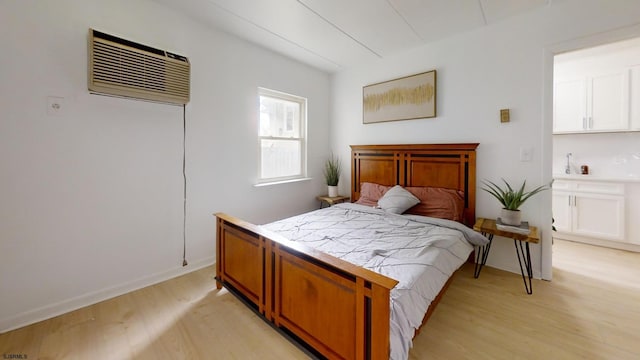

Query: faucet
left=565, top=153, right=572, bottom=174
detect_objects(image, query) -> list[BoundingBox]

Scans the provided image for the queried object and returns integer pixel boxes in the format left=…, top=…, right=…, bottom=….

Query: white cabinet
left=553, top=71, right=629, bottom=133
left=552, top=191, right=572, bottom=232
left=552, top=180, right=625, bottom=241
left=590, top=72, right=629, bottom=130
left=554, top=79, right=586, bottom=132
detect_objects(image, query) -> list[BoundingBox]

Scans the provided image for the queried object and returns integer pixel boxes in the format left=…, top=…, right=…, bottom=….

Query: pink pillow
left=355, top=182, right=392, bottom=207
left=404, top=186, right=465, bottom=222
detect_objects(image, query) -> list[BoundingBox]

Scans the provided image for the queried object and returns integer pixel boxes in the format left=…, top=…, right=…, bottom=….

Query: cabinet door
left=630, top=65, right=640, bottom=130
left=554, top=79, right=586, bottom=132
left=552, top=191, right=572, bottom=233
left=588, top=72, right=629, bottom=131
left=573, top=193, right=625, bottom=240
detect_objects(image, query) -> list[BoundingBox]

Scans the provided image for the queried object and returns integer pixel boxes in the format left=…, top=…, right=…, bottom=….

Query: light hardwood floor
left=1, top=239, right=639, bottom=359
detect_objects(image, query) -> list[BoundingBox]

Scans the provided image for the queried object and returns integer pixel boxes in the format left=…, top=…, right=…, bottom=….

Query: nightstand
left=316, top=195, right=350, bottom=209
left=473, top=218, right=540, bottom=294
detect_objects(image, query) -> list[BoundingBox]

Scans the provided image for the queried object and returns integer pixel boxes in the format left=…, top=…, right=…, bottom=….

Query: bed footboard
left=216, top=213, right=398, bottom=360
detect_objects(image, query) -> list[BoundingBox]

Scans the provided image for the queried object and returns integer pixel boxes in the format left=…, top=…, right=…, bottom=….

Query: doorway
left=546, top=34, right=640, bottom=280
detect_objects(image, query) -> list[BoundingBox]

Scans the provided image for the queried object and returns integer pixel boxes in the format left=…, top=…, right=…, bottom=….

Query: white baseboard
left=0, top=257, right=215, bottom=334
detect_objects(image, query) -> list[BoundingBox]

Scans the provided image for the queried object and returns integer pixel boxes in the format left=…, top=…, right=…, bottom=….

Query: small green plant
left=323, top=153, right=341, bottom=186
left=482, top=179, right=548, bottom=210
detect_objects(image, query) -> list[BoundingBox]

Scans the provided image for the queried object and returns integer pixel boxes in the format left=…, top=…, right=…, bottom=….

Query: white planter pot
left=500, top=208, right=522, bottom=226
left=328, top=185, right=338, bottom=197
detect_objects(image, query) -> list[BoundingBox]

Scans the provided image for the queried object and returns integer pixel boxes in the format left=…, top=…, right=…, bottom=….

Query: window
left=258, top=88, right=307, bottom=183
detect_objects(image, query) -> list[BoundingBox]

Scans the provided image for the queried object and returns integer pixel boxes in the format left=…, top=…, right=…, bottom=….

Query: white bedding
left=262, top=203, right=488, bottom=360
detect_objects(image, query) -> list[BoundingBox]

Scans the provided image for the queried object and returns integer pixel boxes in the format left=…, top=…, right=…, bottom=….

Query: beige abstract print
left=363, top=70, right=436, bottom=123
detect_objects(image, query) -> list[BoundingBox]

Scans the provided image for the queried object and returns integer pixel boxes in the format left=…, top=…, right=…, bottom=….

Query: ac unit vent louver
left=88, top=29, right=190, bottom=105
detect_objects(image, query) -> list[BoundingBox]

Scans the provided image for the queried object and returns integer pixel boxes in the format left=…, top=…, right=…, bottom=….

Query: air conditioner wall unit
left=88, top=29, right=190, bottom=105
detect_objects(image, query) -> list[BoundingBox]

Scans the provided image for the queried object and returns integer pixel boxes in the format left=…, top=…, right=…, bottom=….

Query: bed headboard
left=350, top=143, right=479, bottom=226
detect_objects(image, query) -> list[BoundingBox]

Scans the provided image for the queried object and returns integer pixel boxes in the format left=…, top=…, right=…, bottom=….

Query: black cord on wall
left=182, top=104, right=188, bottom=267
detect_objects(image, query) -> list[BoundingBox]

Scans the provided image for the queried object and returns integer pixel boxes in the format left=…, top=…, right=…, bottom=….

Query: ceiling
left=154, top=0, right=556, bottom=73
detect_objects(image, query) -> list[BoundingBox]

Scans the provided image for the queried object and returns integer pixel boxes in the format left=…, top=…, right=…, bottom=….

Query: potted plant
left=324, top=153, right=341, bottom=197
left=482, top=179, right=548, bottom=226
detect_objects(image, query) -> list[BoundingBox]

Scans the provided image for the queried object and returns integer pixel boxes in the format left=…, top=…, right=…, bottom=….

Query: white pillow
left=377, top=185, right=420, bottom=214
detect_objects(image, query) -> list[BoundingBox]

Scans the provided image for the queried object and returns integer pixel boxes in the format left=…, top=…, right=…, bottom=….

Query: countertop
left=553, top=174, right=640, bottom=183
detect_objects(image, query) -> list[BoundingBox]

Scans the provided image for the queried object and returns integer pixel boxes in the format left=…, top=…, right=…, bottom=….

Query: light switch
left=520, top=147, right=533, bottom=162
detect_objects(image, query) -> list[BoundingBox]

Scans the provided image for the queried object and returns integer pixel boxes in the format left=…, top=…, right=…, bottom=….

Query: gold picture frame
left=363, top=70, right=436, bottom=124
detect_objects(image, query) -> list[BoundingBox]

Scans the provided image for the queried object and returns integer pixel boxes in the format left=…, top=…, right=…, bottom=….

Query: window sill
left=254, top=177, right=312, bottom=187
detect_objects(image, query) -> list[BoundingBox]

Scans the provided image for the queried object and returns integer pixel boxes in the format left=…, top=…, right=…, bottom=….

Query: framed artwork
left=363, top=70, right=436, bottom=124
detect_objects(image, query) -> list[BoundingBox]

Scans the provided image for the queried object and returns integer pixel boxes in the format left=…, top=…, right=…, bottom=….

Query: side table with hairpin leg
left=473, top=218, right=540, bottom=295
left=316, top=195, right=350, bottom=209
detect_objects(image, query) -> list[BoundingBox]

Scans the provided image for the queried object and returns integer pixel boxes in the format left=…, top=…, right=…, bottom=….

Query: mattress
left=263, top=203, right=488, bottom=360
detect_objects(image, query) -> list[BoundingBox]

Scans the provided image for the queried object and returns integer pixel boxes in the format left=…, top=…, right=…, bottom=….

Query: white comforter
left=262, top=203, right=488, bottom=360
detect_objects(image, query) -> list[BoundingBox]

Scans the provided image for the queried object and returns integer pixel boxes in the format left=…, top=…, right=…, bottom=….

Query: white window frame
left=257, top=87, right=307, bottom=184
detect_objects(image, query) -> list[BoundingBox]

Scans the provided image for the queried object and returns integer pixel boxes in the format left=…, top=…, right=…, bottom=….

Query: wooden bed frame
left=215, top=143, right=478, bottom=360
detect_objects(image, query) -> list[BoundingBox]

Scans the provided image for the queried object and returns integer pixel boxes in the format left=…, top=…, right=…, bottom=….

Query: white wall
left=0, top=0, right=330, bottom=332
left=554, top=133, right=640, bottom=178
left=330, top=0, right=640, bottom=278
